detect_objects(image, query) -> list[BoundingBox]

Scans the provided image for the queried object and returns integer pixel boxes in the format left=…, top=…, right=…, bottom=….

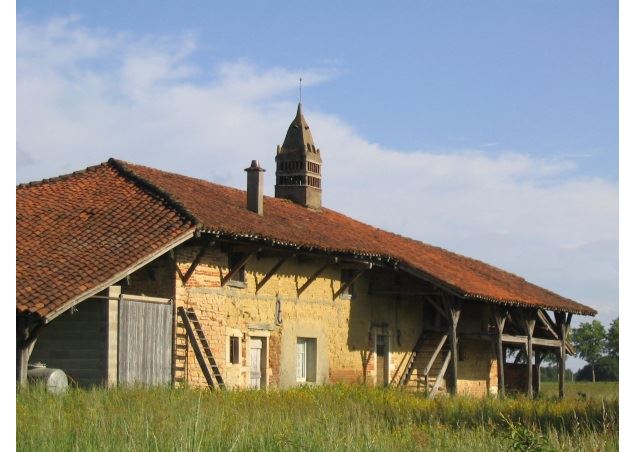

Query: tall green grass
left=17, top=384, right=618, bottom=451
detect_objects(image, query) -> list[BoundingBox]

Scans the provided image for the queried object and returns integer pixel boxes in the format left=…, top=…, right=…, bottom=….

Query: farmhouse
left=16, top=104, right=596, bottom=398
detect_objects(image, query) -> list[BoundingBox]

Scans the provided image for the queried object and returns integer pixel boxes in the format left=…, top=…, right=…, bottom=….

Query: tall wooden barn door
left=118, top=295, right=173, bottom=385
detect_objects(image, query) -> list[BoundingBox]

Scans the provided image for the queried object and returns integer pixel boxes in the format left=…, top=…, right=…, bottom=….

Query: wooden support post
left=538, top=309, right=575, bottom=355
left=16, top=323, right=29, bottom=387
left=555, top=311, right=572, bottom=399
left=521, top=311, right=536, bottom=398
left=333, top=269, right=365, bottom=300
left=535, top=350, right=545, bottom=395
left=220, top=250, right=256, bottom=287
left=106, top=286, right=121, bottom=387
left=493, top=308, right=507, bottom=397
left=256, top=256, right=289, bottom=293
left=297, top=258, right=337, bottom=296
left=16, top=316, right=42, bottom=387
left=443, top=297, right=461, bottom=396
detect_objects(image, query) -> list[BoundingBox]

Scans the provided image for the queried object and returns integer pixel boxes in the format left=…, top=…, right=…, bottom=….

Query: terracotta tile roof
left=116, top=159, right=595, bottom=316
left=16, top=159, right=596, bottom=318
left=16, top=164, right=195, bottom=318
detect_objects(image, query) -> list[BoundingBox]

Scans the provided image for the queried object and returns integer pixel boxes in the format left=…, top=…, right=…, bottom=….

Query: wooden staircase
left=399, top=331, right=451, bottom=398
left=177, top=307, right=225, bottom=389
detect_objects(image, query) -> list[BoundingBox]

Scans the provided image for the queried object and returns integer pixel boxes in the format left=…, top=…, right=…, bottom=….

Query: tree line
left=541, top=317, right=618, bottom=382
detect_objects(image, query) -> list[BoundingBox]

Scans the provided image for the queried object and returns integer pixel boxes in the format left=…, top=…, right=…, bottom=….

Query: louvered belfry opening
left=274, top=103, right=322, bottom=209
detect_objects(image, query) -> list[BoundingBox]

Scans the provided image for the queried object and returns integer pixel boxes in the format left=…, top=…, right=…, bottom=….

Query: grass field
left=540, top=381, right=618, bottom=400
left=16, top=382, right=618, bottom=451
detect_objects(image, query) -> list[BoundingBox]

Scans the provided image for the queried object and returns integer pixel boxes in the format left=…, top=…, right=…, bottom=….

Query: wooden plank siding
left=30, top=298, right=109, bottom=386
left=118, top=297, right=173, bottom=385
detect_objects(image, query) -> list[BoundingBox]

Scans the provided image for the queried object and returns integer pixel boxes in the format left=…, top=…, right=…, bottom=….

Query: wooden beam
left=297, top=258, right=337, bottom=296
left=555, top=312, right=573, bottom=399
left=501, top=334, right=562, bottom=348
left=556, top=311, right=565, bottom=399
left=333, top=269, right=365, bottom=300
left=521, top=311, right=536, bottom=398
left=429, top=350, right=451, bottom=399
left=16, top=318, right=42, bottom=386
left=425, top=296, right=449, bottom=321
left=539, top=309, right=575, bottom=355
left=220, top=250, right=256, bottom=287
left=535, top=350, right=545, bottom=395
left=505, top=311, right=526, bottom=336
left=178, top=240, right=214, bottom=285
left=493, top=308, right=507, bottom=397
left=537, top=309, right=559, bottom=339
left=443, top=296, right=461, bottom=396
left=255, top=256, right=289, bottom=293
left=422, top=334, right=448, bottom=377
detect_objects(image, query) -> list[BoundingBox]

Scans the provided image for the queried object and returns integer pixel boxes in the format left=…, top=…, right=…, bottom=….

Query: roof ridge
left=16, top=163, right=108, bottom=189
left=107, top=158, right=202, bottom=228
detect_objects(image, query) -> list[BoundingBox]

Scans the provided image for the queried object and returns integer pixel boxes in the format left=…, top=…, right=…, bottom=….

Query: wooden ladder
left=177, top=307, right=225, bottom=389
left=399, top=331, right=429, bottom=387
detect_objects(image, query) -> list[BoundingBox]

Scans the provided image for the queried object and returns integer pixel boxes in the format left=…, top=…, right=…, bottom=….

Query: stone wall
left=162, top=241, right=497, bottom=396
left=456, top=338, right=498, bottom=397
left=124, top=254, right=175, bottom=299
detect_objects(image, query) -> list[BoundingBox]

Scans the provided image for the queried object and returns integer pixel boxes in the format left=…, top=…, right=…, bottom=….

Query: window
left=228, top=252, right=246, bottom=284
left=296, top=338, right=317, bottom=383
left=340, top=269, right=356, bottom=298
left=229, top=336, right=240, bottom=364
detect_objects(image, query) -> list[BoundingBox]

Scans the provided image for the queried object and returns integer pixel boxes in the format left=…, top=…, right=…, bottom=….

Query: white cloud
left=16, top=17, right=618, bottom=363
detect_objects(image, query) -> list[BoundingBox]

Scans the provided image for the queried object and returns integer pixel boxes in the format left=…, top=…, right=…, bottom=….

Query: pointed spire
left=275, top=103, right=323, bottom=209
left=280, top=102, right=316, bottom=154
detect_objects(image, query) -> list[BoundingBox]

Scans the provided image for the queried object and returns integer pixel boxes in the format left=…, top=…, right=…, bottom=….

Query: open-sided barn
left=16, top=104, right=595, bottom=397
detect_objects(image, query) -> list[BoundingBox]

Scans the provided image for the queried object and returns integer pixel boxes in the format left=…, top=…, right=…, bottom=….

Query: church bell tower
left=275, top=103, right=322, bottom=209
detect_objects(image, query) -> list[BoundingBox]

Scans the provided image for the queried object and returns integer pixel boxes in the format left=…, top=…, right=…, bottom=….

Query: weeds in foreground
left=501, top=414, right=554, bottom=452
left=17, top=383, right=618, bottom=452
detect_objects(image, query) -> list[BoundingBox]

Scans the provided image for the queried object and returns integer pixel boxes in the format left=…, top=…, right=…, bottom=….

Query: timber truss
left=390, top=291, right=574, bottom=399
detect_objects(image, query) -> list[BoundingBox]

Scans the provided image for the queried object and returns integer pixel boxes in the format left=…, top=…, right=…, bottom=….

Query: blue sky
left=18, top=0, right=618, bottom=179
left=16, top=1, right=618, bottom=370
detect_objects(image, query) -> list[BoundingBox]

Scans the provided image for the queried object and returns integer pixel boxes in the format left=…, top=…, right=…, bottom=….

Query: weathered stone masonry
left=159, top=243, right=497, bottom=395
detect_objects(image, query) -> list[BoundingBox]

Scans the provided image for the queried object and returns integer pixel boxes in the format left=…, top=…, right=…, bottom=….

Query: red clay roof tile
left=117, top=159, right=595, bottom=316
left=16, top=159, right=596, bottom=318
left=16, top=163, right=195, bottom=318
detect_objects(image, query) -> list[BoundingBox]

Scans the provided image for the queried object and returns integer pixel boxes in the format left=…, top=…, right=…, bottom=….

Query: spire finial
left=299, top=77, right=302, bottom=104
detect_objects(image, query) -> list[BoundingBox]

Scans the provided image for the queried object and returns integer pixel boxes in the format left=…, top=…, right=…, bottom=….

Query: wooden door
left=249, top=338, right=263, bottom=389
left=376, top=334, right=389, bottom=387
left=118, top=296, right=173, bottom=385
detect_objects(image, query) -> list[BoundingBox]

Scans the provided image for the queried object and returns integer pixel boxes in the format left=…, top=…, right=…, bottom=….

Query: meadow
left=16, top=382, right=618, bottom=452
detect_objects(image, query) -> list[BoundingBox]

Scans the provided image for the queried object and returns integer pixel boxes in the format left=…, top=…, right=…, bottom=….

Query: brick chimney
left=245, top=160, right=265, bottom=215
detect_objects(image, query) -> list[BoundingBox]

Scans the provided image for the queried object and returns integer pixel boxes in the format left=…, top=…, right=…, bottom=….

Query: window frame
left=296, top=337, right=317, bottom=383
left=339, top=269, right=356, bottom=299
left=229, top=336, right=240, bottom=365
left=227, top=252, right=247, bottom=286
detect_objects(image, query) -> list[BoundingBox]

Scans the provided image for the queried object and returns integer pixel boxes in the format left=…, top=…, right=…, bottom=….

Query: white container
left=27, top=366, right=68, bottom=394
